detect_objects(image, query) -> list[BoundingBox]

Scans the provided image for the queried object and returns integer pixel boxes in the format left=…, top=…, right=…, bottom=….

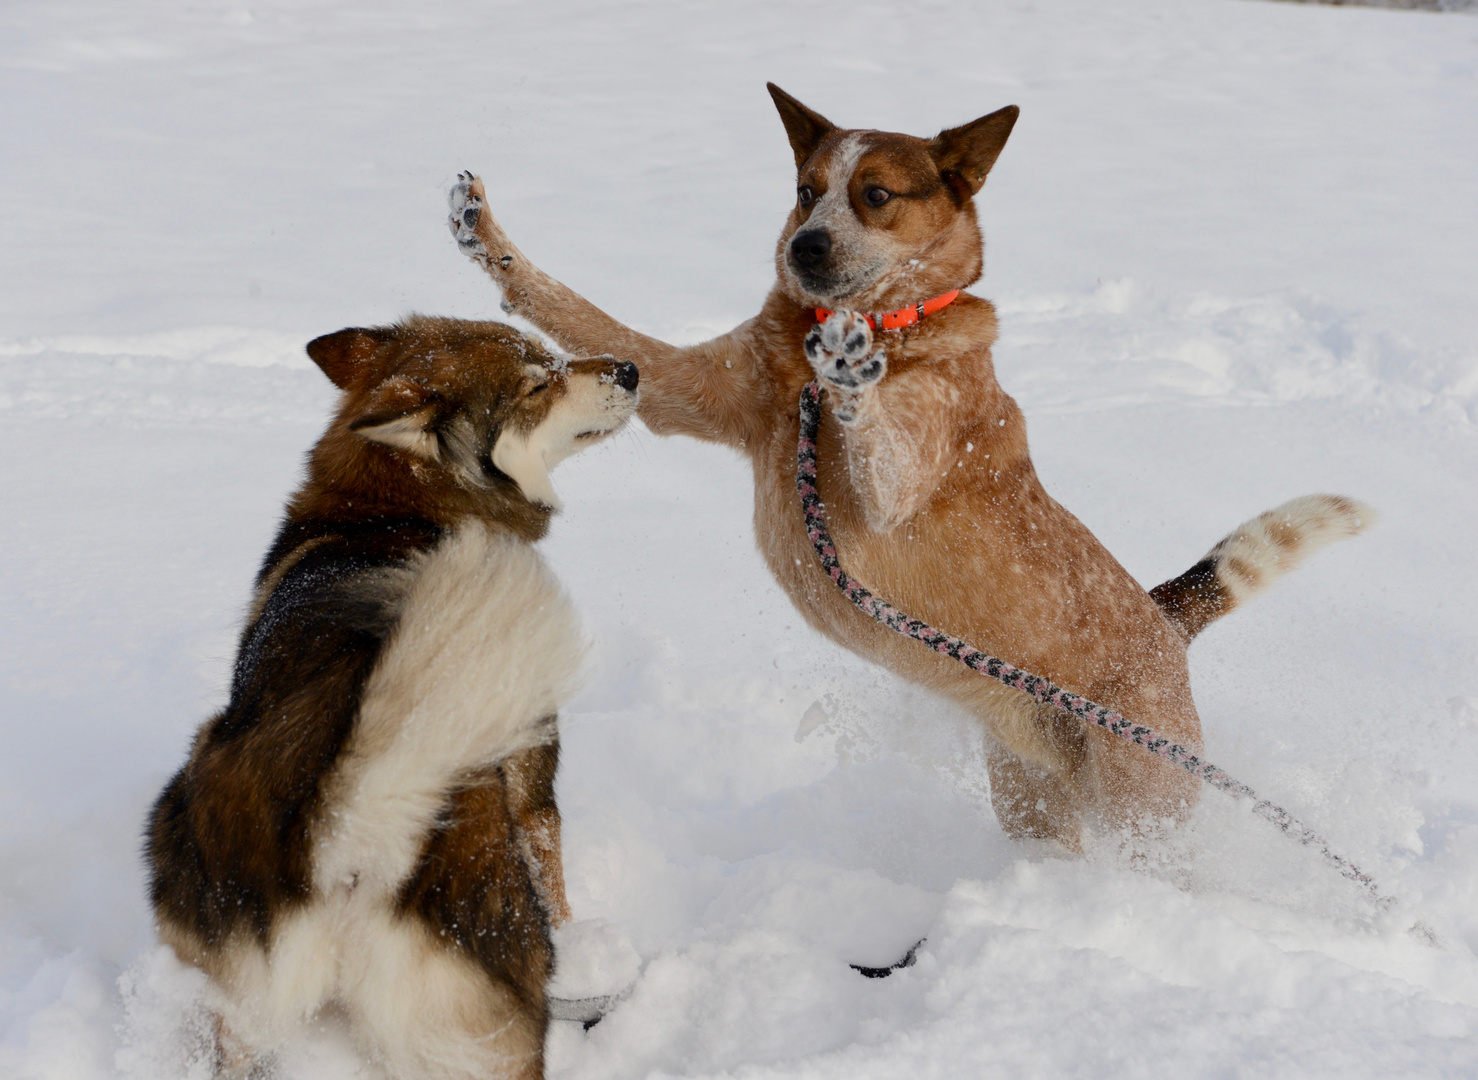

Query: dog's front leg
left=448, top=174, right=675, bottom=366
left=448, top=174, right=768, bottom=448
left=501, top=740, right=572, bottom=925
left=805, top=312, right=954, bottom=531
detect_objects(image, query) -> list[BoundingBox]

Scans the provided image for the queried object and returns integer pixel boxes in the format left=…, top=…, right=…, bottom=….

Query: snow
left=3, top=0, right=1477, bottom=1076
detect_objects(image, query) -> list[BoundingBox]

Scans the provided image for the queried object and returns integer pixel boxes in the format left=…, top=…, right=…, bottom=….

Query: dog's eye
left=797, top=186, right=814, bottom=208
left=527, top=382, right=551, bottom=396
left=865, top=186, right=892, bottom=207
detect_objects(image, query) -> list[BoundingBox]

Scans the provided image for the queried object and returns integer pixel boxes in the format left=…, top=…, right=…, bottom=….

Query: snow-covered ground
left=3, top=1, right=1477, bottom=1076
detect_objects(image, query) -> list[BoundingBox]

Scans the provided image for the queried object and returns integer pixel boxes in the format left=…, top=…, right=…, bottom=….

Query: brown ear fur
left=347, top=375, right=441, bottom=460
left=929, top=104, right=1020, bottom=202
left=307, top=327, right=397, bottom=390
left=767, top=83, right=837, bottom=171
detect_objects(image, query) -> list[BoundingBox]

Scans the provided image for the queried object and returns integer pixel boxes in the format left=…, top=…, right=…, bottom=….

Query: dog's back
left=147, top=317, right=638, bottom=1078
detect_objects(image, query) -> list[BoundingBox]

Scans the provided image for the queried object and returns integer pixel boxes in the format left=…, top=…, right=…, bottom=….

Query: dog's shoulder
left=224, top=517, right=444, bottom=738
left=371, top=520, right=580, bottom=738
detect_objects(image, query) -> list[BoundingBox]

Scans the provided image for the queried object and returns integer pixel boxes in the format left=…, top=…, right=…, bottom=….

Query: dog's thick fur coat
left=147, top=317, right=637, bottom=1078
left=446, top=87, right=1372, bottom=848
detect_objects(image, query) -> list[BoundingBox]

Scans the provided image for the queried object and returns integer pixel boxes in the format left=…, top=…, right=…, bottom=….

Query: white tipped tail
left=1208, top=494, right=1377, bottom=605
left=1151, top=494, right=1376, bottom=640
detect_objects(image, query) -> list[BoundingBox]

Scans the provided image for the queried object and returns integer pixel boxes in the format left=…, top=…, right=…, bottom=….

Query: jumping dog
left=445, top=85, right=1371, bottom=850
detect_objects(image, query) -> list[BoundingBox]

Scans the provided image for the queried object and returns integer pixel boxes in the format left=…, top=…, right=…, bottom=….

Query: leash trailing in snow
left=795, top=379, right=1396, bottom=914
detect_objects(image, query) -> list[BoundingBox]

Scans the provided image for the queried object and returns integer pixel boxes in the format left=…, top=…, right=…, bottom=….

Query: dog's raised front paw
left=448, top=172, right=505, bottom=264
left=447, top=172, right=490, bottom=258
left=448, top=171, right=519, bottom=275
left=804, top=311, right=886, bottom=421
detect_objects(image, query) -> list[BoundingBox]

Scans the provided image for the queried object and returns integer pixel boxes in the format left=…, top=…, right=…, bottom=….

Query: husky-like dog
left=445, top=85, right=1372, bottom=849
left=147, top=317, right=638, bottom=1078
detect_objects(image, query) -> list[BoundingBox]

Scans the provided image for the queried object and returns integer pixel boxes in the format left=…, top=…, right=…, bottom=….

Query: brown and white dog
left=446, top=85, right=1372, bottom=850
left=147, top=317, right=638, bottom=1078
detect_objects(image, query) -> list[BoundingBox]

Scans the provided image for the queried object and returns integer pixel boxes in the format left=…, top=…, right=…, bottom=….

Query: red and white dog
left=446, top=84, right=1372, bottom=848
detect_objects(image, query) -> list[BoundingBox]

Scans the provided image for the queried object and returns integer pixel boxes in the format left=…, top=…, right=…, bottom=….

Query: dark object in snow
left=851, top=939, right=924, bottom=979
left=550, top=989, right=632, bottom=1030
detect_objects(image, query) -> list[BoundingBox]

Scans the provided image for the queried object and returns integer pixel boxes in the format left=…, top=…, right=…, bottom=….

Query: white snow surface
left=3, top=1, right=1477, bottom=1076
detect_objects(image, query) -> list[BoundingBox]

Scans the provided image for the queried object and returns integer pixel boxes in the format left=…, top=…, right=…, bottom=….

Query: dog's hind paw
left=805, top=310, right=886, bottom=419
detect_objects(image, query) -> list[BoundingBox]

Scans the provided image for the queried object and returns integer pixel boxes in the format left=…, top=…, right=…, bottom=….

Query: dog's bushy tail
left=1151, top=494, right=1377, bottom=641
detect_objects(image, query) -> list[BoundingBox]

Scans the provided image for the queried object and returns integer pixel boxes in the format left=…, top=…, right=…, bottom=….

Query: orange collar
left=814, top=288, right=960, bottom=332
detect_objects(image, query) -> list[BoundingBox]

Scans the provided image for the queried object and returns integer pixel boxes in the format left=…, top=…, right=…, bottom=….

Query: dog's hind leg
left=985, top=740, right=1085, bottom=852
left=353, top=775, right=551, bottom=1078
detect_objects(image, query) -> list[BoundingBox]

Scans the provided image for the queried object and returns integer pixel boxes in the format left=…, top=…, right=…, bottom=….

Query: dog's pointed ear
left=348, top=375, right=441, bottom=461
left=768, top=83, right=837, bottom=171
left=929, top=105, right=1019, bottom=202
left=306, top=327, right=397, bottom=390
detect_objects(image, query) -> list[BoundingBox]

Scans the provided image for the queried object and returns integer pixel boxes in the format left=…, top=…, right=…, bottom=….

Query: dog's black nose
left=790, top=229, right=832, bottom=270
left=613, top=360, right=639, bottom=392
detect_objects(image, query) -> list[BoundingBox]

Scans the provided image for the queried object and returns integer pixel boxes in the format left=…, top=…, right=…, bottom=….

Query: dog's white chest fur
left=311, top=522, right=582, bottom=899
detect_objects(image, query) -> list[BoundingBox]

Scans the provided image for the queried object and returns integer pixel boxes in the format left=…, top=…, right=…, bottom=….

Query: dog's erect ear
left=767, top=83, right=837, bottom=171
left=929, top=105, right=1020, bottom=202
left=348, top=375, right=441, bottom=461
left=306, top=327, right=397, bottom=390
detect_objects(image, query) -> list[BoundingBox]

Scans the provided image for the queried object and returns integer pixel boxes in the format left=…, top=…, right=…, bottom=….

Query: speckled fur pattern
left=796, top=379, right=1390, bottom=907
left=447, top=86, right=1372, bottom=850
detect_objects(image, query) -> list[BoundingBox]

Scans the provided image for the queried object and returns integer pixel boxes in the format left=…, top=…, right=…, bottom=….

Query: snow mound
left=998, top=280, right=1478, bottom=420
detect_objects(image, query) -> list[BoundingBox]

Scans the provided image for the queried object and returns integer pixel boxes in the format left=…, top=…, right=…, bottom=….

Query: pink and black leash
left=796, top=379, right=1396, bottom=913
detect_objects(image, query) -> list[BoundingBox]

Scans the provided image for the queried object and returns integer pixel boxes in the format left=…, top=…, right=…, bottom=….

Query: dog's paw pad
left=447, top=174, right=488, bottom=257
left=812, top=310, right=873, bottom=361
left=805, top=310, right=887, bottom=392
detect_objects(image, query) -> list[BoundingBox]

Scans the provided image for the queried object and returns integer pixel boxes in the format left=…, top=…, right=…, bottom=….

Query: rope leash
left=796, top=380, right=1394, bottom=912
